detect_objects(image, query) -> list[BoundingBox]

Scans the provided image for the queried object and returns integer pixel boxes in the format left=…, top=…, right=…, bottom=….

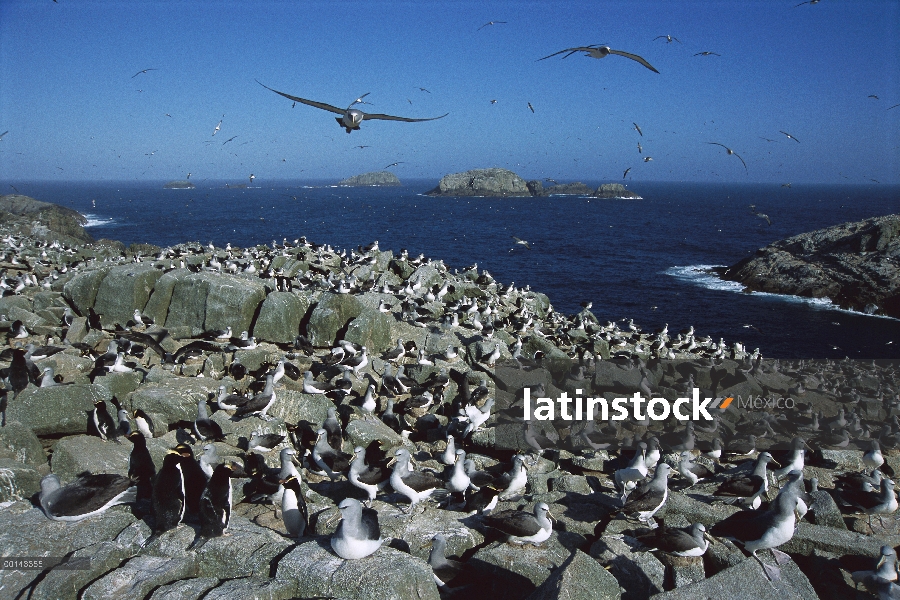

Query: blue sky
left=1, top=0, right=898, bottom=184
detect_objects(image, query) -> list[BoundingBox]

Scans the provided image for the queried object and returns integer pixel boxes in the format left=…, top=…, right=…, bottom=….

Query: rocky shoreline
left=0, top=198, right=896, bottom=600
left=716, top=214, right=900, bottom=319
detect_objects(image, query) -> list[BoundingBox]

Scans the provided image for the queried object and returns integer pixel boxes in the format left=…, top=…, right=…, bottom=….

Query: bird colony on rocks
left=0, top=227, right=898, bottom=600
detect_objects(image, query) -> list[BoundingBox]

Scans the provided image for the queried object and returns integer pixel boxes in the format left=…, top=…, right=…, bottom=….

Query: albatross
left=707, top=142, right=748, bottom=172
left=483, top=502, right=554, bottom=546
left=39, top=473, right=136, bottom=521
left=537, top=45, right=660, bottom=73
left=329, top=498, right=384, bottom=559
left=257, top=81, right=448, bottom=133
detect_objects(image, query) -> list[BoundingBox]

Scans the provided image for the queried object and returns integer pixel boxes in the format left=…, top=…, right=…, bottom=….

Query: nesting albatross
left=330, top=498, right=384, bottom=559
left=39, top=473, right=136, bottom=522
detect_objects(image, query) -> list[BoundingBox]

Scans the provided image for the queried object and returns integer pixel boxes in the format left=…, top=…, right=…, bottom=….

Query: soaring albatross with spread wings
left=537, top=45, right=659, bottom=73
left=256, top=80, right=448, bottom=133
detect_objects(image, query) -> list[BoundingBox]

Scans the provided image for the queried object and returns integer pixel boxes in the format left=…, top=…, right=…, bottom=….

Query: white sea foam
left=82, top=213, right=115, bottom=227
left=665, top=264, right=898, bottom=320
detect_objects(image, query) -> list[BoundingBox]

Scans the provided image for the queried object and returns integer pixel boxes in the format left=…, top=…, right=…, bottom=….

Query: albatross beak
left=325, top=510, right=342, bottom=526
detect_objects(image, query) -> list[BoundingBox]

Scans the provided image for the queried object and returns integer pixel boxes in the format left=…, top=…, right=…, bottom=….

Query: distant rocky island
left=426, top=168, right=641, bottom=199
left=163, top=180, right=195, bottom=189
left=716, top=213, right=900, bottom=318
left=337, top=171, right=401, bottom=187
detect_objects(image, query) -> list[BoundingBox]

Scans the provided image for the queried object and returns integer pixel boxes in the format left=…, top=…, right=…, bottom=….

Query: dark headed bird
left=175, top=443, right=209, bottom=516
left=152, top=450, right=186, bottom=533
left=127, top=431, right=156, bottom=502
left=194, top=462, right=246, bottom=545
left=257, top=80, right=448, bottom=134
left=538, top=45, right=660, bottom=73
left=89, top=400, right=117, bottom=442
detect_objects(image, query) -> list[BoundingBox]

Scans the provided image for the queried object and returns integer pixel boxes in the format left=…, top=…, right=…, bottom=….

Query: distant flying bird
left=212, top=117, right=222, bottom=136
left=868, top=95, right=879, bottom=99
left=257, top=80, right=448, bottom=134
left=544, top=178, right=558, bottom=184
left=0, top=131, right=8, bottom=141
left=222, top=136, right=237, bottom=145
left=490, top=99, right=498, bottom=104
left=477, top=21, right=507, bottom=31
left=511, top=236, right=531, bottom=250
left=384, top=162, right=405, bottom=169
left=694, top=51, right=720, bottom=56
left=527, top=102, right=534, bottom=113
left=888, top=104, right=900, bottom=111
left=354, top=145, right=370, bottom=150
left=781, top=183, right=791, bottom=188
left=131, top=68, right=157, bottom=78
left=633, top=122, right=643, bottom=136
left=707, top=142, right=748, bottom=172
left=779, top=130, right=800, bottom=143
left=623, top=167, right=632, bottom=179
left=418, top=87, right=431, bottom=93
left=795, top=0, right=820, bottom=6
left=249, top=174, right=255, bottom=184
left=643, top=156, right=653, bottom=162
left=759, top=137, right=777, bottom=142
left=654, top=35, right=681, bottom=43
left=538, top=45, right=659, bottom=74
left=637, top=142, right=642, bottom=153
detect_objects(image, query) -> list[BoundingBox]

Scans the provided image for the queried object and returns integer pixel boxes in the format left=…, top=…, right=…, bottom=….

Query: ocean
left=9, top=179, right=900, bottom=360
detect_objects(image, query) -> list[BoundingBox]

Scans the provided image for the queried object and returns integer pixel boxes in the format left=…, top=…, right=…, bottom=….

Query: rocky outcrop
left=0, top=194, right=92, bottom=244
left=593, top=183, right=642, bottom=199
left=428, top=171, right=641, bottom=199
left=427, top=168, right=531, bottom=197
left=527, top=181, right=595, bottom=197
left=163, top=180, right=195, bottom=189
left=716, top=214, right=900, bottom=318
left=337, top=171, right=401, bottom=186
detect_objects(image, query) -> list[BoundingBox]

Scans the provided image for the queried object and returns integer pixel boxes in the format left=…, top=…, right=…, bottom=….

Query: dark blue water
left=9, top=179, right=900, bottom=359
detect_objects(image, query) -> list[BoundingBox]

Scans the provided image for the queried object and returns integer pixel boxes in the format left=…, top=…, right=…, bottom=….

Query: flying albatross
left=537, top=45, right=659, bottom=73
left=256, top=80, right=448, bottom=133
